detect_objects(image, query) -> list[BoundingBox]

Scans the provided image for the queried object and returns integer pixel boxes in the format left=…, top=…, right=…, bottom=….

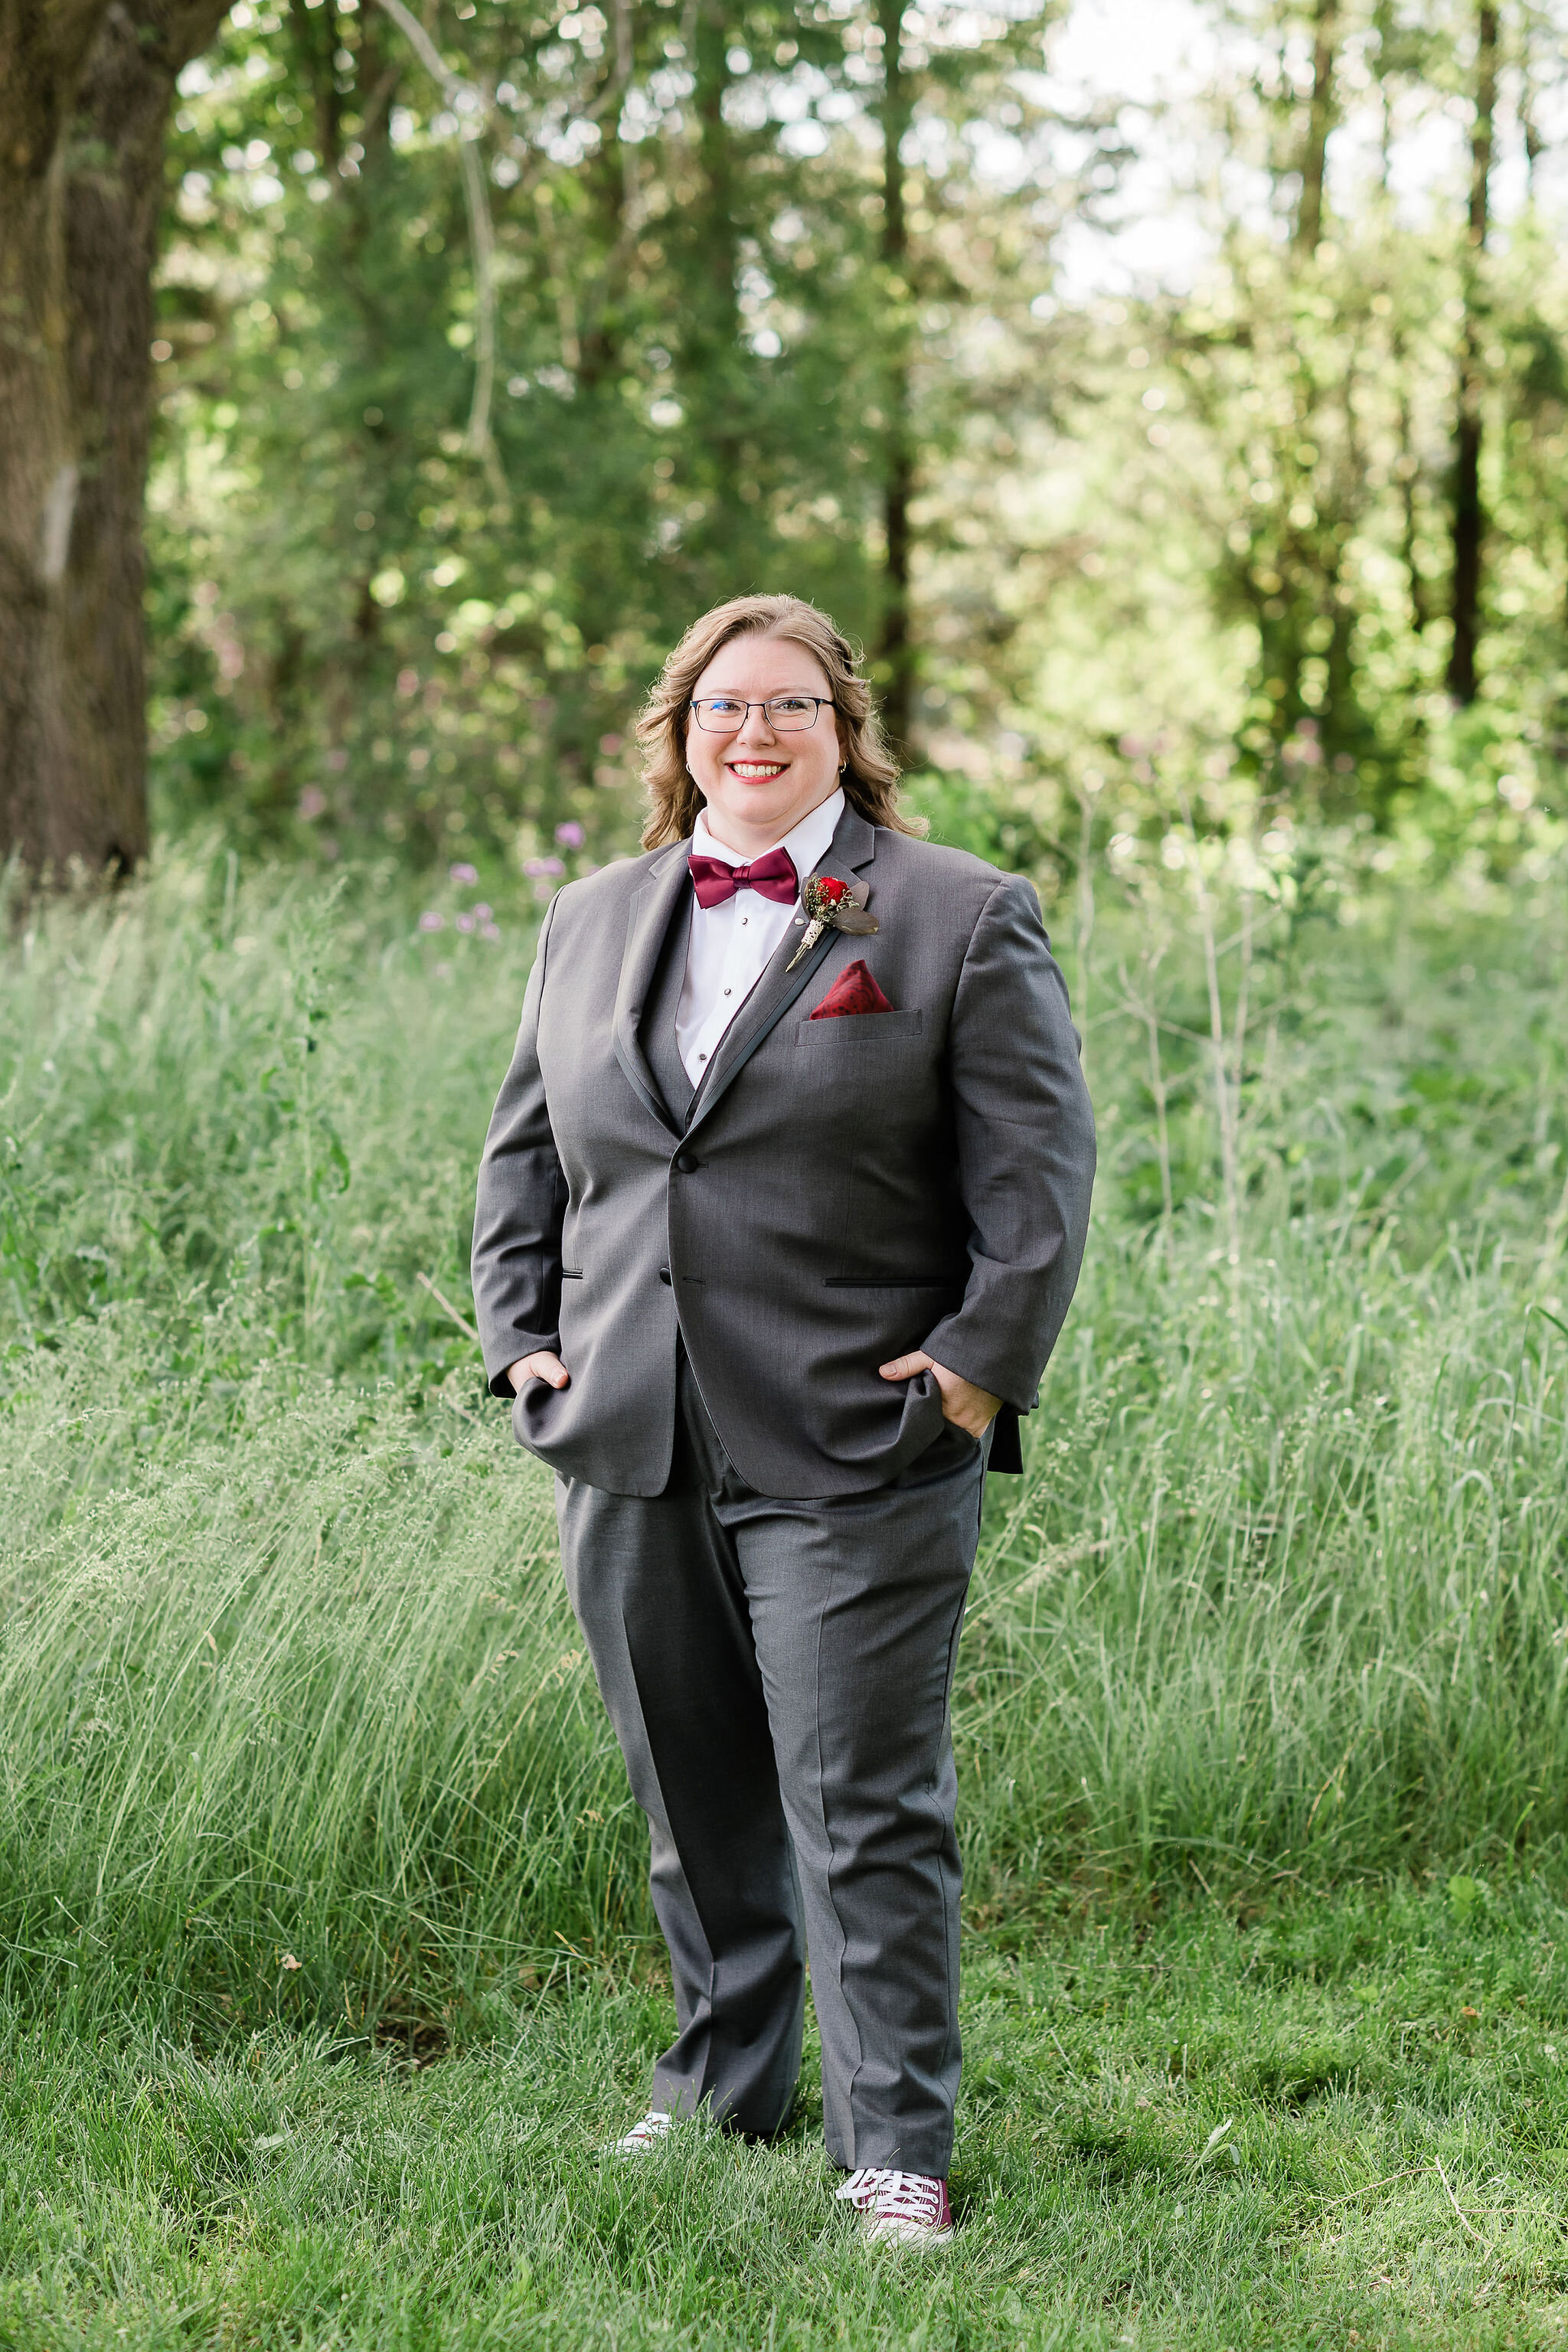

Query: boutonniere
left=786, top=874, right=878, bottom=971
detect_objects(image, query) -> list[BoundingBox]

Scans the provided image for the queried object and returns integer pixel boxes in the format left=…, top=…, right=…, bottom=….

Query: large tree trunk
left=1447, top=0, right=1496, bottom=707
left=877, top=0, right=914, bottom=758
left=0, top=0, right=229, bottom=880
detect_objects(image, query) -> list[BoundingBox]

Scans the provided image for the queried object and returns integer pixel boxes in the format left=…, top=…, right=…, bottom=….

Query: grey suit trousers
left=557, top=1352, right=988, bottom=2176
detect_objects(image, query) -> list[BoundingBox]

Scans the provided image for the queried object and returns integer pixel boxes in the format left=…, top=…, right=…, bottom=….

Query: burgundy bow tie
left=688, top=846, right=799, bottom=909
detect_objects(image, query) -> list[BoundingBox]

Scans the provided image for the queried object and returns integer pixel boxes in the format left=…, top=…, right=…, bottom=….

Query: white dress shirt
left=676, top=788, right=844, bottom=1086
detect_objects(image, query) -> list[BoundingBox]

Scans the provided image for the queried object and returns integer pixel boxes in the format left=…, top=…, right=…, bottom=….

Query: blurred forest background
left=107, top=0, right=1568, bottom=883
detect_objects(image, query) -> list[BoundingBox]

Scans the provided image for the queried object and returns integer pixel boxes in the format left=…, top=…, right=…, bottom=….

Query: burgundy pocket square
left=808, top=959, right=897, bottom=1019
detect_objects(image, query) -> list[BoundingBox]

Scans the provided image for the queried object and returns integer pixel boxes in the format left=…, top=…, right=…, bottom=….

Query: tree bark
left=1518, top=0, right=1544, bottom=188
left=287, top=0, right=342, bottom=175
left=1295, top=0, right=1338, bottom=253
left=1396, top=373, right=1427, bottom=635
left=689, top=0, right=740, bottom=514
left=0, top=0, right=230, bottom=879
left=877, top=0, right=914, bottom=757
left=1447, top=0, right=1496, bottom=707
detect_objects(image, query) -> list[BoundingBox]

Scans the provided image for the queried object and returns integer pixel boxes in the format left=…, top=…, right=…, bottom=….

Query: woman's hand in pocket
left=878, top=1351, right=999, bottom=1437
left=507, top=1351, right=569, bottom=1393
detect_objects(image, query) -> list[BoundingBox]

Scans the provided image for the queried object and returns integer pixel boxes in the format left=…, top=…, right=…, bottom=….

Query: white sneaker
left=836, top=2166, right=955, bottom=2247
left=612, top=2108, right=677, bottom=2154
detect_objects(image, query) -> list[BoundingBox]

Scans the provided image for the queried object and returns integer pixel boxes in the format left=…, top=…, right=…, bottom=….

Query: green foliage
left=144, top=5, right=1568, bottom=880
left=143, top=2, right=1568, bottom=880
left=145, top=0, right=1079, bottom=870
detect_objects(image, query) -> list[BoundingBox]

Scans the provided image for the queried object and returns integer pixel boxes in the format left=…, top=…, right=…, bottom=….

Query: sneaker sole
left=864, top=2219, right=955, bottom=2250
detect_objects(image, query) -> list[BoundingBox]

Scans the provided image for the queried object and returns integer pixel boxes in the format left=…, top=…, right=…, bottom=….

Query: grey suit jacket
left=471, top=802, right=1096, bottom=1499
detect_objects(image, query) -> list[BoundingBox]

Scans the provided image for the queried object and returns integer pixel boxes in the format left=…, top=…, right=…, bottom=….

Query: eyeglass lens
left=691, top=696, right=825, bottom=732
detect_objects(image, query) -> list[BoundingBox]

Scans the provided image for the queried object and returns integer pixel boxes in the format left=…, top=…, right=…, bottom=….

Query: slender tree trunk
left=690, top=0, right=740, bottom=517
left=0, top=0, right=230, bottom=878
left=1295, top=0, right=1338, bottom=254
left=575, top=0, right=642, bottom=403
left=288, top=0, right=341, bottom=173
left=1371, top=9, right=1425, bottom=634
left=1519, top=1, right=1544, bottom=188
left=1447, top=0, right=1496, bottom=706
left=877, top=0, right=914, bottom=756
left=1396, top=379, right=1428, bottom=634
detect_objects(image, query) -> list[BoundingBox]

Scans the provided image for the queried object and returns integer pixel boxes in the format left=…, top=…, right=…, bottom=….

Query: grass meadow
left=6, top=838, right=1568, bottom=2347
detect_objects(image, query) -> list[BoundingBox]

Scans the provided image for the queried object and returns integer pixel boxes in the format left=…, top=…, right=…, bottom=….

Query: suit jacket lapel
left=686, top=802, right=878, bottom=1134
left=612, top=842, right=692, bottom=1137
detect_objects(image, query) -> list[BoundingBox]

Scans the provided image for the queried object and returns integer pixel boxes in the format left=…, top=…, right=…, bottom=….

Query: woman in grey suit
left=472, top=593, right=1094, bottom=2246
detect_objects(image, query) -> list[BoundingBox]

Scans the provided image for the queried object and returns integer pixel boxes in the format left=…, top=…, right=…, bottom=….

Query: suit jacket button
left=658, top=1266, right=671, bottom=1285
left=673, top=1150, right=700, bottom=1174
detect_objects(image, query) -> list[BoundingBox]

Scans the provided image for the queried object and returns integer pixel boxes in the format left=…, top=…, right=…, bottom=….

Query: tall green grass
left=0, top=1329, right=622, bottom=2026
left=5, top=844, right=1568, bottom=2023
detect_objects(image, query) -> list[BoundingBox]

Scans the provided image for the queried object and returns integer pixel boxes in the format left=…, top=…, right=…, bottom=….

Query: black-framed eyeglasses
left=689, top=694, right=836, bottom=733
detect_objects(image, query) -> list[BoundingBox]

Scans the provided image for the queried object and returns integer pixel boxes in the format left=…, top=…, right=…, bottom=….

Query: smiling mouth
left=727, top=760, right=789, bottom=779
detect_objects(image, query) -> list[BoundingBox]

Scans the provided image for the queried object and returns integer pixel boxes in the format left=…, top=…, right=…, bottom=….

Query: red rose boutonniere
left=786, top=874, right=878, bottom=971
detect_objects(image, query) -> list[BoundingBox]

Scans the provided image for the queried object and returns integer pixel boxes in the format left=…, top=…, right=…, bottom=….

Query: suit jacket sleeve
left=471, top=897, right=568, bottom=1397
left=919, top=874, right=1096, bottom=1413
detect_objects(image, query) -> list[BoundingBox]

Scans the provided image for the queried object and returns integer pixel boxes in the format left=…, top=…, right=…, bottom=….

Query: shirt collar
left=691, top=786, right=844, bottom=885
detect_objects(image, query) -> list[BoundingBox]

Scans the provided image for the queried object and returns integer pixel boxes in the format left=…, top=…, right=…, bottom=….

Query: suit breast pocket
left=791, top=1008, right=933, bottom=1138
left=795, top=1009, right=925, bottom=1047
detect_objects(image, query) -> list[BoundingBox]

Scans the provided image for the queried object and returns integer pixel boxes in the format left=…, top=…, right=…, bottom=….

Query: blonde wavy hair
left=636, top=593, right=925, bottom=850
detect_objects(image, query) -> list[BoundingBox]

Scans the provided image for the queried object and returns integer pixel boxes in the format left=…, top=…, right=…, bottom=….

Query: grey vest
left=640, top=897, right=697, bottom=1129
left=642, top=895, right=792, bottom=1135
